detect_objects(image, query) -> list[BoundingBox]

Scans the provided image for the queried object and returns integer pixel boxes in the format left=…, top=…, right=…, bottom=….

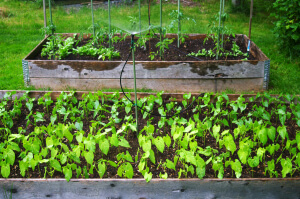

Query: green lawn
left=0, top=0, right=299, bottom=93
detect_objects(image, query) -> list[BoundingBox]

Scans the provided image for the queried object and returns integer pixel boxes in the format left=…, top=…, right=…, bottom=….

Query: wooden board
left=0, top=178, right=300, bottom=199
left=28, top=77, right=264, bottom=92
left=23, top=33, right=270, bottom=92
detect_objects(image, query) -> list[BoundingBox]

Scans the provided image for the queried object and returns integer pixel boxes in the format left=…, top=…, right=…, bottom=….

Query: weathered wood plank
left=28, top=77, right=264, bottom=92
left=28, top=60, right=265, bottom=79
left=0, top=178, right=300, bottom=199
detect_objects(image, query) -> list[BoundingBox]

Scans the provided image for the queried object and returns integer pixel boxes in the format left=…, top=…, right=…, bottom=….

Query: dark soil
left=2, top=98, right=300, bottom=180
left=35, top=34, right=255, bottom=61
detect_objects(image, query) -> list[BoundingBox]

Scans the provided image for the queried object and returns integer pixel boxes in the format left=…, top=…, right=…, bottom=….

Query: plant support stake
left=49, top=0, right=53, bottom=35
left=131, top=35, right=139, bottom=134
left=139, top=0, right=141, bottom=37
left=216, top=0, right=222, bottom=60
left=43, top=0, right=47, bottom=36
left=221, top=0, right=225, bottom=49
left=160, top=0, right=162, bottom=59
left=108, top=0, right=112, bottom=48
left=177, top=0, right=181, bottom=48
left=91, top=0, right=95, bottom=37
left=248, top=0, right=253, bottom=56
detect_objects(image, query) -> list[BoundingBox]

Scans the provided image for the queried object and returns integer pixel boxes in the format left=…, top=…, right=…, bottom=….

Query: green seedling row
left=0, top=91, right=299, bottom=182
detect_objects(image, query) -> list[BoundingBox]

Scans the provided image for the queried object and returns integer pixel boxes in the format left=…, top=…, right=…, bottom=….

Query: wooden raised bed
left=1, top=178, right=300, bottom=199
left=22, top=33, right=270, bottom=92
left=0, top=91, right=299, bottom=199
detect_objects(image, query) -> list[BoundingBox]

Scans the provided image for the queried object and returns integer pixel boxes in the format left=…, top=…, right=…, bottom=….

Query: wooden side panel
left=0, top=178, right=300, bottom=199
left=29, top=78, right=264, bottom=92
left=28, top=60, right=264, bottom=79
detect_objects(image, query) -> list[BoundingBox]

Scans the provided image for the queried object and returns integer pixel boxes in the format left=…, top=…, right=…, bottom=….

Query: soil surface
left=2, top=98, right=300, bottom=180
left=35, top=34, right=255, bottom=61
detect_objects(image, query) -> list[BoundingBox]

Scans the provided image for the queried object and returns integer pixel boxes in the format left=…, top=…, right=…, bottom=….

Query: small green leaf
left=1, top=164, right=10, bottom=178
left=144, top=171, right=153, bottom=182
left=119, top=137, right=131, bottom=148
left=149, top=149, right=156, bottom=164
left=50, top=159, right=62, bottom=172
left=110, top=134, right=119, bottom=147
left=124, top=162, right=134, bottom=179
left=258, top=127, right=268, bottom=146
left=98, top=161, right=106, bottom=178
left=99, top=139, right=110, bottom=155
left=163, top=135, right=171, bottom=148
left=75, top=121, right=83, bottom=131
left=46, top=137, right=54, bottom=148
left=248, top=156, right=259, bottom=168
left=63, top=166, right=72, bottom=182
left=278, top=126, right=288, bottom=140
left=223, top=134, right=236, bottom=155
left=166, top=159, right=176, bottom=170
left=153, top=137, right=165, bottom=153
left=84, top=151, right=94, bottom=165
left=267, top=126, right=276, bottom=142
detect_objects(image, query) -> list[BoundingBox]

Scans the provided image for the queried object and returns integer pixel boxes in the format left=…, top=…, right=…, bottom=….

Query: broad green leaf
left=50, top=159, right=62, bottom=172
left=153, top=137, right=165, bottom=153
left=166, top=159, right=176, bottom=171
left=238, top=149, right=249, bottom=164
left=278, top=126, right=288, bottom=140
left=231, top=159, right=242, bottom=178
left=223, top=134, right=236, bottom=155
left=257, top=147, right=266, bottom=162
left=1, top=164, right=10, bottom=178
left=248, top=156, right=259, bottom=168
left=63, top=127, right=73, bottom=143
left=98, top=162, right=106, bottom=178
left=212, top=125, right=221, bottom=139
left=63, top=167, right=72, bottom=182
left=99, top=139, right=110, bottom=155
left=281, top=158, right=292, bottom=178
left=50, top=114, right=57, bottom=125
left=119, top=137, right=131, bottom=148
left=149, top=149, right=156, bottom=164
left=142, top=139, right=151, bottom=153
left=124, top=162, right=133, bottom=178
left=163, top=135, right=171, bottom=148
left=257, top=127, right=268, bottom=146
left=76, top=132, right=84, bottom=143
left=6, top=149, right=15, bottom=166
left=60, top=153, right=68, bottom=165
left=124, top=151, right=133, bottom=162
left=19, top=161, right=27, bottom=177
left=75, top=121, right=83, bottom=131
left=217, top=166, right=224, bottom=180
left=110, top=134, right=119, bottom=147
left=196, top=167, right=206, bottom=179
left=267, top=126, right=276, bottom=142
left=46, top=137, right=54, bottom=148
left=84, top=151, right=94, bottom=165
left=144, top=171, right=153, bottom=182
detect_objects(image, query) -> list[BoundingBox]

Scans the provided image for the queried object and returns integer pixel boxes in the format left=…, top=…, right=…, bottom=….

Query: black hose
left=119, top=35, right=205, bottom=118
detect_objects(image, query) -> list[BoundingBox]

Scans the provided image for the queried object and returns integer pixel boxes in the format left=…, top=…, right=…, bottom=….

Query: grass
left=0, top=0, right=299, bottom=94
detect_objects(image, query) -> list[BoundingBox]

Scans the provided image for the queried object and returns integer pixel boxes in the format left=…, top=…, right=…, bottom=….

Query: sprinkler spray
left=131, top=34, right=139, bottom=134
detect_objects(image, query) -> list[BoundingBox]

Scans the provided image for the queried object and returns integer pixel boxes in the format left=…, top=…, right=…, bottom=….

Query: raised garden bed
left=22, top=33, right=270, bottom=92
left=0, top=91, right=299, bottom=198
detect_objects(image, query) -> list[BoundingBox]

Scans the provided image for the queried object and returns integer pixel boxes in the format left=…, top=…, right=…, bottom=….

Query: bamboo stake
left=221, top=0, right=225, bottom=49
left=177, top=0, right=180, bottom=48
left=139, top=0, right=141, bottom=37
left=108, top=0, right=112, bottom=48
left=49, top=0, right=53, bottom=35
left=160, top=0, right=162, bottom=59
left=216, top=0, right=222, bottom=60
left=43, top=0, right=47, bottom=36
left=91, top=0, right=95, bottom=37
left=249, top=0, right=253, bottom=40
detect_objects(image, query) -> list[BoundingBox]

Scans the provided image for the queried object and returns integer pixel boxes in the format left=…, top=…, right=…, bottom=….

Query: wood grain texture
left=0, top=178, right=300, bottom=199
left=28, top=77, right=264, bottom=92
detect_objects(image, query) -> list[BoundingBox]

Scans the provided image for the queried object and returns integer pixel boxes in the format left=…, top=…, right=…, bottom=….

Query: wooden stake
left=248, top=0, right=253, bottom=40
left=43, top=0, right=47, bottom=36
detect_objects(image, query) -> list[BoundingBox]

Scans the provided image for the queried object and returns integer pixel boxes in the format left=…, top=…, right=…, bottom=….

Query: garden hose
left=119, top=34, right=205, bottom=118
